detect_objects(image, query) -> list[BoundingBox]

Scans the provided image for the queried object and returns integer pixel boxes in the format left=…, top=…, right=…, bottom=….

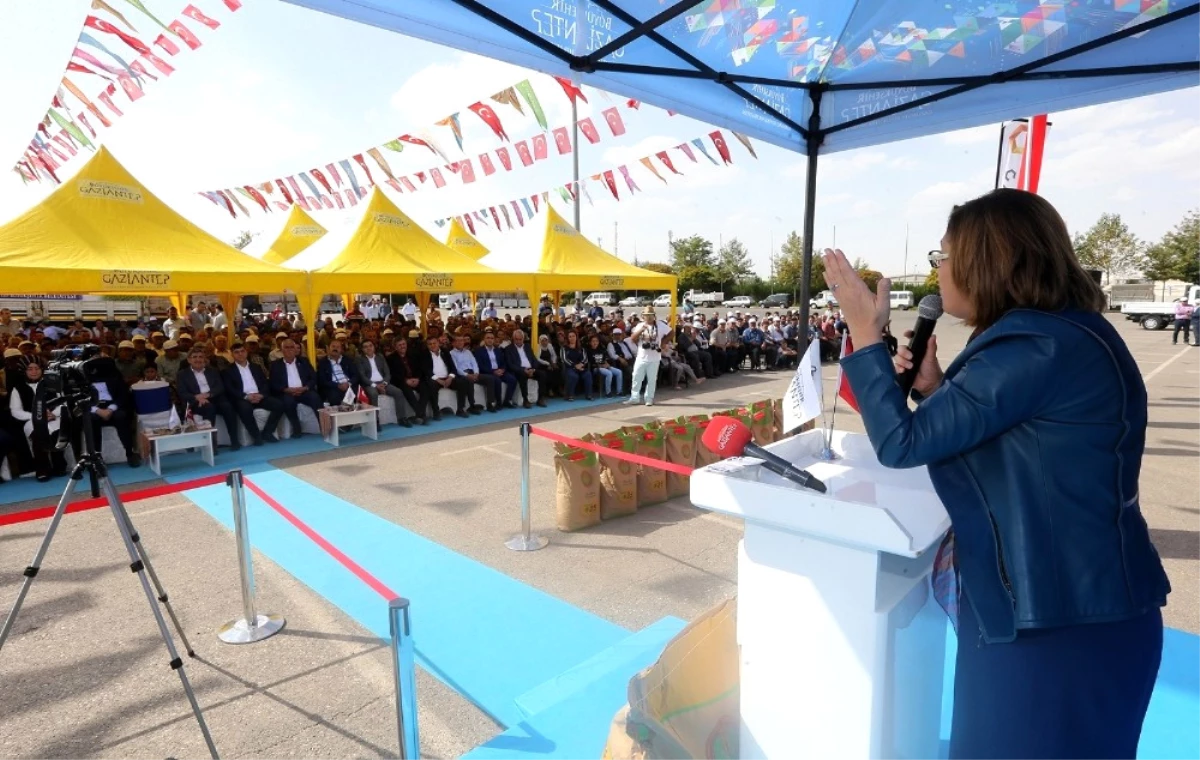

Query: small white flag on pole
left=783, top=338, right=823, bottom=435
left=342, top=386, right=356, bottom=406
left=167, top=405, right=181, bottom=431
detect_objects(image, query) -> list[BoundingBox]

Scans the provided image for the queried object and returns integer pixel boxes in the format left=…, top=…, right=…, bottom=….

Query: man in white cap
left=606, top=326, right=635, bottom=388
left=624, top=305, right=666, bottom=407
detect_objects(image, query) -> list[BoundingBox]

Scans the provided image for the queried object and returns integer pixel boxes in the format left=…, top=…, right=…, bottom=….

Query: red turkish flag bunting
left=626, top=98, right=640, bottom=109
left=553, top=127, right=571, bottom=154
left=398, top=134, right=437, bottom=154
left=275, top=179, right=294, bottom=204
left=431, top=167, right=446, bottom=188
left=510, top=201, right=524, bottom=227
left=386, top=178, right=403, bottom=193
left=496, top=147, right=512, bottom=171
left=400, top=177, right=417, bottom=193
left=353, top=154, right=375, bottom=186
left=345, top=189, right=358, bottom=206
left=553, top=76, right=587, bottom=104
left=531, top=133, right=548, bottom=160
left=602, top=170, right=619, bottom=200
left=460, top=159, right=476, bottom=184
left=578, top=118, right=600, bottom=144
left=601, top=107, right=626, bottom=136
left=531, top=194, right=539, bottom=212
left=311, top=168, right=333, bottom=194
left=223, top=0, right=244, bottom=9
left=321, top=196, right=334, bottom=209
left=656, top=151, right=682, bottom=175
left=182, top=5, right=220, bottom=29
left=514, top=141, right=533, bottom=167
left=489, top=207, right=501, bottom=228
left=154, top=34, right=180, bottom=56
left=468, top=102, right=509, bottom=141
left=710, top=131, right=733, bottom=164
left=287, top=177, right=307, bottom=208
left=98, top=85, right=123, bottom=116
left=167, top=21, right=202, bottom=50
left=479, top=153, right=496, bottom=175
left=243, top=186, right=269, bottom=211
left=333, top=194, right=344, bottom=209
left=463, top=215, right=476, bottom=235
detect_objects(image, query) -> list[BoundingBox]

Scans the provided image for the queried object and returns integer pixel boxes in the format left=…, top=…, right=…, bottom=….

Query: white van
left=583, top=292, right=615, bottom=306
left=652, top=293, right=673, bottom=308
left=890, top=290, right=914, bottom=310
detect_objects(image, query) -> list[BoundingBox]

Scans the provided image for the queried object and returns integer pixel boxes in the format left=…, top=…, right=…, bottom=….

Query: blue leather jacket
left=841, top=309, right=1169, bottom=643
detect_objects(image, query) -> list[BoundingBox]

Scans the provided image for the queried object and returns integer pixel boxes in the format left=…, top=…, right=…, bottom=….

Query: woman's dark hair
left=946, top=188, right=1105, bottom=328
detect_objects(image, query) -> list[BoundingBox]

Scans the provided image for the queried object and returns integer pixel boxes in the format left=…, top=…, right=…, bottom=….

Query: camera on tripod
left=42, top=344, right=105, bottom=402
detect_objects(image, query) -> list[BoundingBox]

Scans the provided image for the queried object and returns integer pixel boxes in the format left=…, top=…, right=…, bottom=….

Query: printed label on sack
left=79, top=180, right=143, bottom=204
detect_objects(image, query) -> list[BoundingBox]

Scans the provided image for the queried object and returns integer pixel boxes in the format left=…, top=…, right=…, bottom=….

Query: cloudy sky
left=2, top=0, right=1197, bottom=283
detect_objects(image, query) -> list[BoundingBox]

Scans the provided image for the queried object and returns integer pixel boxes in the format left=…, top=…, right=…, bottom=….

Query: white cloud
left=602, top=136, right=678, bottom=166
left=907, top=181, right=969, bottom=217
left=941, top=125, right=995, bottom=146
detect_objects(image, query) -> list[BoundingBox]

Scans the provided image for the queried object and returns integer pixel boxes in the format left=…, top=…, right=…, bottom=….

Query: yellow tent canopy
left=287, top=188, right=535, bottom=359
left=444, top=218, right=490, bottom=260
left=248, top=204, right=327, bottom=265
left=479, top=206, right=676, bottom=312
left=0, top=147, right=304, bottom=296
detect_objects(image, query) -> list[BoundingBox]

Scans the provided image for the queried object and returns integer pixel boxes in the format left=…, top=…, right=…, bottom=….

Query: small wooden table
left=143, top=428, right=217, bottom=475
left=319, top=406, right=379, bottom=447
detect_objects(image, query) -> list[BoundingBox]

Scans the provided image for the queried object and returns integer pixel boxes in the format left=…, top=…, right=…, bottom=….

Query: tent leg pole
left=798, top=89, right=824, bottom=333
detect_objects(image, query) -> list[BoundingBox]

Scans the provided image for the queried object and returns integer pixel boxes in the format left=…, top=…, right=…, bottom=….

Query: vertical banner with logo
left=995, top=119, right=1029, bottom=190
left=1025, top=114, right=1049, bottom=194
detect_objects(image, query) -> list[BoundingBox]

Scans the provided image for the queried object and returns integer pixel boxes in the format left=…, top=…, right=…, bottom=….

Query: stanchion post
left=218, top=469, right=285, bottom=644
left=389, top=597, right=420, bottom=759
left=506, top=422, right=548, bottom=551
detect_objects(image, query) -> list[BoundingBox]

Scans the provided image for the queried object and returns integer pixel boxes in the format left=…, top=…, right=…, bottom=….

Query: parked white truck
left=1120, top=284, right=1200, bottom=329
left=683, top=289, right=724, bottom=307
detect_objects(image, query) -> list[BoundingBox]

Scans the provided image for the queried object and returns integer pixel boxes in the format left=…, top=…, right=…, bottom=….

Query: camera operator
left=9, top=361, right=68, bottom=481
left=82, top=360, right=142, bottom=468
left=178, top=347, right=241, bottom=451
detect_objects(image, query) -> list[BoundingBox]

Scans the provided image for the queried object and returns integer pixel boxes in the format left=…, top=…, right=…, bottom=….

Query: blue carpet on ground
left=183, top=468, right=628, bottom=728
left=0, top=395, right=620, bottom=506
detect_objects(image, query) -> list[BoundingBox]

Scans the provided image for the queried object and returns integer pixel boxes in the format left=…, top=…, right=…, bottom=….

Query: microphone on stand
left=701, top=416, right=827, bottom=494
left=896, top=295, right=944, bottom=396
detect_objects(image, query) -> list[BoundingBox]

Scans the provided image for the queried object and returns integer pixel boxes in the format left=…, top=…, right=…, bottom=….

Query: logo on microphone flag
left=836, top=335, right=860, bottom=412
left=783, top=338, right=823, bottom=434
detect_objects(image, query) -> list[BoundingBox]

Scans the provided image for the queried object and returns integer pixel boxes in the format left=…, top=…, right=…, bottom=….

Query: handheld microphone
left=896, top=294, right=944, bottom=395
left=701, top=417, right=827, bottom=494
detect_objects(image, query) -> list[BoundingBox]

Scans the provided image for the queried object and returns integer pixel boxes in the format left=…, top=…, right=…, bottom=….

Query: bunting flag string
left=12, top=0, right=240, bottom=184
left=435, top=129, right=756, bottom=232
left=195, top=71, right=670, bottom=218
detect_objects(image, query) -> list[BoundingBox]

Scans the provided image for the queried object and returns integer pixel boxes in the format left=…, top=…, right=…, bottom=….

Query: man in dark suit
left=384, top=332, right=431, bottom=424
left=504, top=328, right=547, bottom=408
left=67, top=357, right=141, bottom=467
left=269, top=338, right=322, bottom=438
left=222, top=342, right=284, bottom=444
left=474, top=329, right=517, bottom=408
left=317, top=339, right=360, bottom=406
left=177, top=347, right=241, bottom=450
left=421, top=334, right=472, bottom=419
left=354, top=339, right=412, bottom=428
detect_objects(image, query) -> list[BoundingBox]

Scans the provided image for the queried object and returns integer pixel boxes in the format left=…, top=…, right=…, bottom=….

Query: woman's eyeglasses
left=928, top=249, right=949, bottom=269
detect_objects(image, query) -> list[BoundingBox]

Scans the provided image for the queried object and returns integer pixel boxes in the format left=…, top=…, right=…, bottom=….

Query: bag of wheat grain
left=554, top=443, right=601, bottom=531
left=663, top=423, right=698, bottom=499
left=586, top=432, right=639, bottom=519
left=629, top=426, right=668, bottom=506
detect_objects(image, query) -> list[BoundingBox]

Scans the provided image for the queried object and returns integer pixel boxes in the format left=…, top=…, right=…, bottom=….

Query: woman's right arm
left=10, top=390, right=30, bottom=422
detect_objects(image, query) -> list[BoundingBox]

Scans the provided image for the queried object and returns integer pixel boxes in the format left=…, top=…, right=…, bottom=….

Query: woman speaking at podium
left=824, top=189, right=1169, bottom=759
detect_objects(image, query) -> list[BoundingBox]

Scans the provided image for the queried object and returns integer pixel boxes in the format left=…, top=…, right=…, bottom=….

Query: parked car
left=619, top=295, right=648, bottom=307
left=759, top=293, right=791, bottom=308
left=722, top=295, right=754, bottom=308
left=811, top=290, right=839, bottom=309
left=889, top=290, right=914, bottom=310
left=583, top=291, right=615, bottom=306
left=652, top=293, right=673, bottom=308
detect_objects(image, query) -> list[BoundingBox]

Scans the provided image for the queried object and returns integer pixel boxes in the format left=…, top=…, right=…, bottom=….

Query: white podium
left=690, top=429, right=952, bottom=760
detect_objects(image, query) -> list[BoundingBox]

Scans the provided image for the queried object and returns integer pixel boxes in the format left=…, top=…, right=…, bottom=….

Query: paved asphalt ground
left=0, top=312, right=1195, bottom=758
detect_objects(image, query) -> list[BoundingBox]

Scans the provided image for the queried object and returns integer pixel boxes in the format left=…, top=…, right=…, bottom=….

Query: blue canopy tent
left=283, top=0, right=1199, bottom=323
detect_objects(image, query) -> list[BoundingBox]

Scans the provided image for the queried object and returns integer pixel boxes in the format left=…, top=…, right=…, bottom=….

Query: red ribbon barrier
left=0, top=473, right=228, bottom=527
left=527, top=425, right=695, bottom=476
left=243, top=477, right=399, bottom=602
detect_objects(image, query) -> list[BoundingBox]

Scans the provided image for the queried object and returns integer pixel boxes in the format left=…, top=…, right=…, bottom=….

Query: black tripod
left=0, top=391, right=219, bottom=758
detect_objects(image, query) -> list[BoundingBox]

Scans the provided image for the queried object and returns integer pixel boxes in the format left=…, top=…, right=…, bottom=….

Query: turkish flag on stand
left=479, top=153, right=496, bottom=176
left=531, top=133, right=548, bottom=160
left=601, top=107, right=626, bottom=136
left=514, top=140, right=533, bottom=167
left=578, top=118, right=601, bottom=144
left=553, top=127, right=571, bottom=154
left=836, top=335, right=859, bottom=412
left=496, top=147, right=512, bottom=171
left=357, top=386, right=371, bottom=406
left=468, top=102, right=509, bottom=141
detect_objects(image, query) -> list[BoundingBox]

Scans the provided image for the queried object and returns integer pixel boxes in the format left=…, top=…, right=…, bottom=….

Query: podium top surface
left=690, top=430, right=950, bottom=557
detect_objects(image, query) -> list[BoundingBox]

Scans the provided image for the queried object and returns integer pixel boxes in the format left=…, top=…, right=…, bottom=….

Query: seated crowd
left=0, top=297, right=859, bottom=486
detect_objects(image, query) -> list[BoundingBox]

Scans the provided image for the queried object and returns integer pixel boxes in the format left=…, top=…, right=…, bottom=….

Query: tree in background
left=1140, top=209, right=1199, bottom=285
left=852, top=257, right=884, bottom=292
left=640, top=262, right=674, bottom=275
left=716, top=238, right=754, bottom=291
left=1072, top=213, right=1141, bottom=284
left=670, top=235, right=719, bottom=293
left=773, top=231, right=826, bottom=300
left=925, top=268, right=939, bottom=290
left=231, top=230, right=255, bottom=250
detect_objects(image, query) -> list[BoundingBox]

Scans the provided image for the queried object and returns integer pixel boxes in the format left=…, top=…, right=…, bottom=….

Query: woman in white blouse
left=9, top=361, right=66, bottom=480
